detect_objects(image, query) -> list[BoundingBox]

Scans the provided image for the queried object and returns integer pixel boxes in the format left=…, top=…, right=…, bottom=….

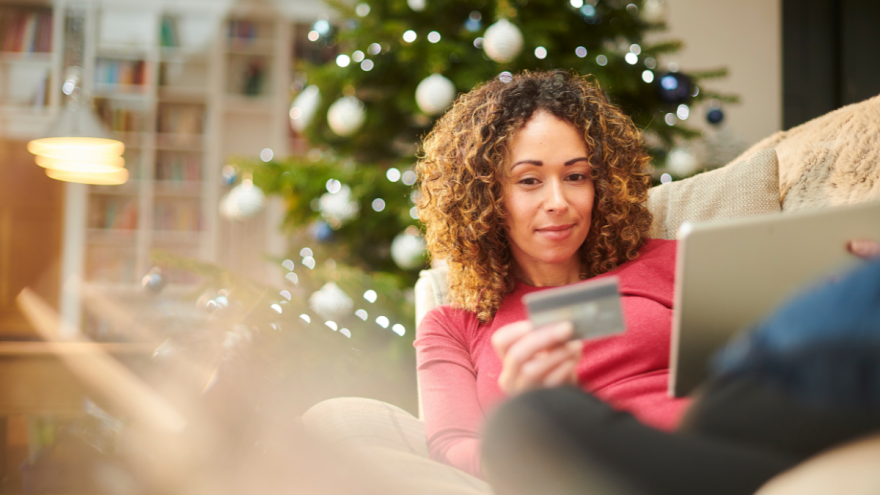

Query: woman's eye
left=566, top=173, right=589, bottom=182
left=518, top=177, right=540, bottom=185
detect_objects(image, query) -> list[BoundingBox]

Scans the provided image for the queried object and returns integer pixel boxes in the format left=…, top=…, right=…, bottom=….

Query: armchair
left=304, top=94, right=880, bottom=495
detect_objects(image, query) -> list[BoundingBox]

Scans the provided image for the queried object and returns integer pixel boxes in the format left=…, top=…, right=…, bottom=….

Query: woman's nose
left=544, top=179, right=569, bottom=213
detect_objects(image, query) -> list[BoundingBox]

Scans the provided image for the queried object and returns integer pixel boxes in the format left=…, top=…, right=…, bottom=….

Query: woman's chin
left=532, top=250, right=581, bottom=266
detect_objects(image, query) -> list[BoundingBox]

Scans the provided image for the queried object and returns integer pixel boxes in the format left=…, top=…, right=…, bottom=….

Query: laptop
left=669, top=199, right=880, bottom=397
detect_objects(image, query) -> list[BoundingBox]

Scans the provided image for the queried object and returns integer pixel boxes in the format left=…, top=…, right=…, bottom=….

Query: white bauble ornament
left=327, top=96, right=366, bottom=137
left=483, top=19, right=524, bottom=63
left=391, top=228, right=426, bottom=270
left=415, top=74, right=456, bottom=115
left=319, top=184, right=359, bottom=224
left=309, top=282, right=354, bottom=321
left=407, top=0, right=426, bottom=11
left=220, top=180, right=265, bottom=220
left=666, top=146, right=700, bottom=177
left=641, top=0, right=667, bottom=23
left=290, top=85, right=320, bottom=133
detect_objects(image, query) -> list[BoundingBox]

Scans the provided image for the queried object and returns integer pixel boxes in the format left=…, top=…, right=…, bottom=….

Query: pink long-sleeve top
left=413, top=238, right=691, bottom=478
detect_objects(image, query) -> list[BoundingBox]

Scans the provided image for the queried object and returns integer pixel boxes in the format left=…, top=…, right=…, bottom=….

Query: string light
left=676, top=104, right=690, bottom=120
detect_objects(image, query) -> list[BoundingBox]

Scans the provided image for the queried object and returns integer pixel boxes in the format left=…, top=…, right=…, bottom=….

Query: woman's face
left=502, top=110, right=595, bottom=272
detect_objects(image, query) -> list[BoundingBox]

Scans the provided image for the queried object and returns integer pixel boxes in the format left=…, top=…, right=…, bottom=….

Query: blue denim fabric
left=712, top=258, right=880, bottom=407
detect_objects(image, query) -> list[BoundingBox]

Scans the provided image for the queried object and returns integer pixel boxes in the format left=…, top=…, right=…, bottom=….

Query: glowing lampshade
left=34, top=154, right=125, bottom=173
left=45, top=168, right=129, bottom=185
left=28, top=102, right=127, bottom=185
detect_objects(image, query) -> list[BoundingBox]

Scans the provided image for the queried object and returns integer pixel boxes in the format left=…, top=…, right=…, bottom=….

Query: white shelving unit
left=0, top=0, right=295, bottom=333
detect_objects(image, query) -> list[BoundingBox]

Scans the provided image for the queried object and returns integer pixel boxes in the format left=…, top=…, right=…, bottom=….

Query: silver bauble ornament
left=290, top=85, right=320, bottom=133
left=666, top=146, right=700, bottom=177
left=641, top=0, right=667, bottom=23
left=391, top=228, right=426, bottom=270
left=319, top=184, right=359, bottom=224
left=220, top=180, right=266, bottom=220
left=309, top=282, right=354, bottom=321
left=327, top=96, right=366, bottom=137
left=141, top=267, right=166, bottom=293
left=415, top=74, right=456, bottom=115
left=483, top=19, right=524, bottom=63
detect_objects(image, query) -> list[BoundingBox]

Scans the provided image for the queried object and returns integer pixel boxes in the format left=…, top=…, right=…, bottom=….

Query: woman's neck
left=514, top=256, right=583, bottom=287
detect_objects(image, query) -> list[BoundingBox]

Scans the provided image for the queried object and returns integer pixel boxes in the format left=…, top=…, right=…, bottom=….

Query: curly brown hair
left=416, top=70, right=653, bottom=322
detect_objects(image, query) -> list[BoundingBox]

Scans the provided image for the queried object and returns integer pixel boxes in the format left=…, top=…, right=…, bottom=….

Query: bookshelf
left=0, top=3, right=57, bottom=141
left=0, top=0, right=293, bottom=338
left=83, top=2, right=290, bottom=297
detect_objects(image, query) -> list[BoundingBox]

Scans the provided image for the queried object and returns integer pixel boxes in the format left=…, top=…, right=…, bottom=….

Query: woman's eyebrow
left=564, top=157, right=591, bottom=166
left=511, top=157, right=591, bottom=169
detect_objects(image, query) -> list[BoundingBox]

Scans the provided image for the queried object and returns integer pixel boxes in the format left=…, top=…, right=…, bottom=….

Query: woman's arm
left=414, top=309, right=486, bottom=478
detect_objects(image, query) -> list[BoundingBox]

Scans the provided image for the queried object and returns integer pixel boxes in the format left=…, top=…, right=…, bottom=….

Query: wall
left=658, top=0, right=782, bottom=147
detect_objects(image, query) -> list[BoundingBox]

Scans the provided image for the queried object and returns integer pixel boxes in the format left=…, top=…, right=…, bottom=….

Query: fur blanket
left=733, top=94, right=880, bottom=212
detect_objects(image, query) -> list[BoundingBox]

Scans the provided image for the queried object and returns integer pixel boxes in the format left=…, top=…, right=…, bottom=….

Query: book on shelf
left=228, top=19, right=260, bottom=44
left=157, top=103, right=204, bottom=136
left=90, top=197, right=139, bottom=230
left=160, top=16, right=179, bottom=48
left=155, top=152, right=201, bottom=183
left=95, top=58, right=147, bottom=87
left=153, top=200, right=200, bottom=232
left=0, top=8, right=52, bottom=54
left=95, top=100, right=145, bottom=133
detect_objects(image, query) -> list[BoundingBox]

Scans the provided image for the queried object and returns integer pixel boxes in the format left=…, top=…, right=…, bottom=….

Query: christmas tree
left=234, top=0, right=737, bottom=412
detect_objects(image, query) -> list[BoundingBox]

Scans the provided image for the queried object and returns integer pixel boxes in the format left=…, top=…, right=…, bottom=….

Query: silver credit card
left=523, top=276, right=626, bottom=340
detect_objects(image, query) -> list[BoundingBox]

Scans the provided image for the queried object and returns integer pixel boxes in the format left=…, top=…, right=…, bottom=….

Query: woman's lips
left=536, top=224, right=575, bottom=241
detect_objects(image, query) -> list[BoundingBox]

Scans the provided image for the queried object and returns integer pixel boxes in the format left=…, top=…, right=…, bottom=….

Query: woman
left=414, top=70, right=880, bottom=494
left=414, top=70, right=686, bottom=477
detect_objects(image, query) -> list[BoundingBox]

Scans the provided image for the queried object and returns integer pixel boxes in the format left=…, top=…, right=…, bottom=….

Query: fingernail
left=553, top=321, right=573, bottom=336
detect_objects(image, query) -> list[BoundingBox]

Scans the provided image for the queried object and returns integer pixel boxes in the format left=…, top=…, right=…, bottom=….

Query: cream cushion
left=732, top=94, right=880, bottom=212
left=302, top=397, right=491, bottom=495
left=647, top=148, right=781, bottom=240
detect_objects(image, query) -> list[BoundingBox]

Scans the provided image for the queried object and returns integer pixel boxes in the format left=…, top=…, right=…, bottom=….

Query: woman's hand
left=847, top=239, right=880, bottom=259
left=491, top=320, right=583, bottom=397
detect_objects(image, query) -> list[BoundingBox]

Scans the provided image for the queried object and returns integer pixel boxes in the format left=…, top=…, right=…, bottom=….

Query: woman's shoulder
left=418, top=304, right=482, bottom=340
left=610, top=238, right=677, bottom=281
left=639, top=237, right=677, bottom=260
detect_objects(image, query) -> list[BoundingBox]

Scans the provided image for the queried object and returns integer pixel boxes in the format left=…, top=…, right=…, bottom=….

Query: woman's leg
left=482, top=386, right=800, bottom=495
left=681, top=374, right=880, bottom=459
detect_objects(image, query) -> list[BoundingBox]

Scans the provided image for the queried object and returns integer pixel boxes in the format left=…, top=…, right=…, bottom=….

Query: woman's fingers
left=542, top=358, right=578, bottom=388
left=848, top=239, right=880, bottom=259
left=502, top=322, right=574, bottom=375
left=491, top=320, right=533, bottom=360
left=515, top=339, right=583, bottom=391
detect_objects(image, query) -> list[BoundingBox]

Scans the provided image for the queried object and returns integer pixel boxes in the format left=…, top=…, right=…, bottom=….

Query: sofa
left=302, top=94, right=880, bottom=495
